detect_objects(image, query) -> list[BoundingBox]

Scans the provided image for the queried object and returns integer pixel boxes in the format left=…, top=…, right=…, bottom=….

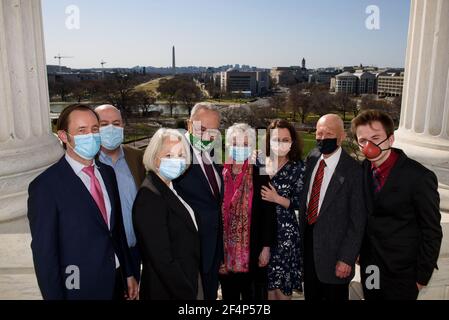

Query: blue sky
left=42, top=0, right=411, bottom=69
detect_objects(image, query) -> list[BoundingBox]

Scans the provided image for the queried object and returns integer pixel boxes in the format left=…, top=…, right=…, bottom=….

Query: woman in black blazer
left=133, top=128, right=201, bottom=300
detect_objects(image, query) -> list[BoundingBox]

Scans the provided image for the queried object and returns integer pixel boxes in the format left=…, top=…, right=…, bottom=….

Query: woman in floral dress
left=261, top=119, right=306, bottom=300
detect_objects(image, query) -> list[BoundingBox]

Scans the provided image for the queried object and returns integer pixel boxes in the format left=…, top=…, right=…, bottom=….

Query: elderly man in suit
left=95, top=104, right=146, bottom=281
left=300, top=114, right=367, bottom=301
left=173, top=102, right=224, bottom=300
left=28, top=104, right=138, bottom=300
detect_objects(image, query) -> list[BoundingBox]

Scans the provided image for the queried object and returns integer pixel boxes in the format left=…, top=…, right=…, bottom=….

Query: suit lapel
left=59, top=157, right=110, bottom=232
left=304, top=155, right=319, bottom=193
left=374, top=149, right=406, bottom=199
left=123, top=146, right=142, bottom=189
left=301, top=152, right=320, bottom=214
left=319, top=168, right=345, bottom=217
left=191, top=148, right=218, bottom=201
left=318, top=151, right=347, bottom=218
left=98, top=163, right=115, bottom=230
left=149, top=172, right=198, bottom=234
left=362, top=160, right=375, bottom=216
left=213, top=162, right=224, bottom=200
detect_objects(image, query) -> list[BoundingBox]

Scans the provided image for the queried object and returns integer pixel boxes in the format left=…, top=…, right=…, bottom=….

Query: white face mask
left=158, top=158, right=187, bottom=181
left=270, top=140, right=292, bottom=157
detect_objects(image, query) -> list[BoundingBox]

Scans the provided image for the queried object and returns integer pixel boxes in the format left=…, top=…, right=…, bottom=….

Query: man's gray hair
left=190, top=102, right=221, bottom=121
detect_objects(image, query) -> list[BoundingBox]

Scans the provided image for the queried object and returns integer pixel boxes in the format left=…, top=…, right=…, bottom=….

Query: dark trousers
left=220, top=272, right=252, bottom=301
left=129, top=245, right=142, bottom=282
left=251, top=267, right=269, bottom=300
left=304, top=223, right=349, bottom=301
left=361, top=270, right=419, bottom=300
left=113, top=267, right=125, bottom=301
left=202, top=255, right=221, bottom=300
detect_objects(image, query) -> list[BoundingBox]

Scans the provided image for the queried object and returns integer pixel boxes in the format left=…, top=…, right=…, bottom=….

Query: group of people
left=28, top=101, right=443, bottom=301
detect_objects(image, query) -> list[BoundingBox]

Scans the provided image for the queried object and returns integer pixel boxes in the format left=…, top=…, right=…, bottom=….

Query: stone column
left=0, top=0, right=63, bottom=228
left=0, top=0, right=63, bottom=299
left=394, top=0, right=449, bottom=300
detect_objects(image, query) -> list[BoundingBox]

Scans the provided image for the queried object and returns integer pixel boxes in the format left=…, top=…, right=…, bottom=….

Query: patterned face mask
left=190, top=133, right=215, bottom=153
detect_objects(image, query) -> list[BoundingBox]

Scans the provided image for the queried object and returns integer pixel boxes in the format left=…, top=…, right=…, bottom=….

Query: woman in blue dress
left=261, top=119, right=306, bottom=300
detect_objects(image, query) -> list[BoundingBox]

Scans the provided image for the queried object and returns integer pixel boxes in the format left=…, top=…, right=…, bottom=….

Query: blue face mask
left=229, top=146, right=252, bottom=163
left=100, top=125, right=124, bottom=150
left=159, top=158, right=187, bottom=181
left=68, top=133, right=101, bottom=160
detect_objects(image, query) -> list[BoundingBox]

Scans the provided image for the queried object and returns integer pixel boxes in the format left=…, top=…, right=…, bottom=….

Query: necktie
left=82, top=166, right=108, bottom=225
left=372, top=167, right=382, bottom=193
left=307, top=160, right=327, bottom=225
left=202, top=154, right=220, bottom=199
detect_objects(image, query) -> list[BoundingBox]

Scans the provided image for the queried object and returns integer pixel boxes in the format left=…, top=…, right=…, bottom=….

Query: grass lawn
left=206, top=98, right=253, bottom=105
left=135, top=76, right=173, bottom=94
left=301, top=132, right=316, bottom=157
left=124, top=123, right=159, bottom=143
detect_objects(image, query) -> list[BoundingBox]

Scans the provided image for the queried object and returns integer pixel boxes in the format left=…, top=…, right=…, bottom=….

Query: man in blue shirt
left=95, top=105, right=146, bottom=281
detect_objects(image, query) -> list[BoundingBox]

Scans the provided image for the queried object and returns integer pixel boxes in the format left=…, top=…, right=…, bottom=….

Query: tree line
left=270, top=83, right=402, bottom=124
left=48, top=74, right=203, bottom=119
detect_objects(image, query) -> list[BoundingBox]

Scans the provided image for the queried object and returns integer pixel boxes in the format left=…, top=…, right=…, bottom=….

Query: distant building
left=354, top=71, right=377, bottom=94
left=270, top=67, right=309, bottom=86
left=335, top=72, right=358, bottom=94
left=271, top=67, right=296, bottom=86
left=220, top=68, right=269, bottom=96
left=309, top=71, right=340, bottom=84
left=377, top=72, right=404, bottom=97
left=332, top=70, right=378, bottom=95
left=47, top=65, right=71, bottom=74
left=342, top=66, right=356, bottom=73
left=47, top=64, right=104, bottom=83
left=221, top=68, right=256, bottom=96
left=256, top=71, right=270, bottom=95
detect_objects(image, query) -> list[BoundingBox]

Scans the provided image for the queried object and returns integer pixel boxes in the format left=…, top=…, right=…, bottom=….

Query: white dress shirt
left=169, top=182, right=199, bottom=231
left=306, top=147, right=342, bottom=215
left=185, top=132, right=221, bottom=194
left=65, top=153, right=120, bottom=269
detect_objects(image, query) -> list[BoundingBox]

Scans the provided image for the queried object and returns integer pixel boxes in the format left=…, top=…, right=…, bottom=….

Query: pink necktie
left=82, top=166, right=108, bottom=225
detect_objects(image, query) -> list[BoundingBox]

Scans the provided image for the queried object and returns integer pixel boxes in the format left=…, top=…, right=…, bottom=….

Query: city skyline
left=42, top=0, right=411, bottom=69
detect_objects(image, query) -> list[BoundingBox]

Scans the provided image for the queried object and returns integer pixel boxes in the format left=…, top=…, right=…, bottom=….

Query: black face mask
left=316, top=138, right=338, bottom=155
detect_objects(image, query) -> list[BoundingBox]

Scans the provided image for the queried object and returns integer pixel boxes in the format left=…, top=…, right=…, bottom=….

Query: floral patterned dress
left=267, top=160, right=306, bottom=296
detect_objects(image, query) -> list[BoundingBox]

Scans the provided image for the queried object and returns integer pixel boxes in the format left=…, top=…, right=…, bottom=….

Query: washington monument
left=172, top=46, right=176, bottom=75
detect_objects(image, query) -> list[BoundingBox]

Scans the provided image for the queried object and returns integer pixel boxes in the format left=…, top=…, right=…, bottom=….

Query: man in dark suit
left=351, top=110, right=442, bottom=300
left=173, top=102, right=223, bottom=300
left=300, top=114, right=367, bottom=301
left=96, top=105, right=146, bottom=281
left=27, top=104, right=138, bottom=300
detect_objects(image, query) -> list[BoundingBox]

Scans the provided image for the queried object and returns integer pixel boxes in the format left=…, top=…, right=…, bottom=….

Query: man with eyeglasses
left=173, top=102, right=224, bottom=300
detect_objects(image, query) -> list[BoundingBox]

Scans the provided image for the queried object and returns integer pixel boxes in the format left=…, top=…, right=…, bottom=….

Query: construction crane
left=54, top=54, right=74, bottom=72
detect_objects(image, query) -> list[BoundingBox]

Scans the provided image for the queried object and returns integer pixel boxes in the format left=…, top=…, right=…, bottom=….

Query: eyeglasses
left=192, top=123, right=220, bottom=137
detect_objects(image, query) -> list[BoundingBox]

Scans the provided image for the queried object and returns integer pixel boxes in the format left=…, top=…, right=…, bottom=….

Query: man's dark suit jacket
left=299, top=148, right=367, bottom=284
left=173, top=149, right=224, bottom=275
left=27, top=156, right=133, bottom=300
left=133, top=171, right=200, bottom=300
left=360, top=148, right=442, bottom=285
